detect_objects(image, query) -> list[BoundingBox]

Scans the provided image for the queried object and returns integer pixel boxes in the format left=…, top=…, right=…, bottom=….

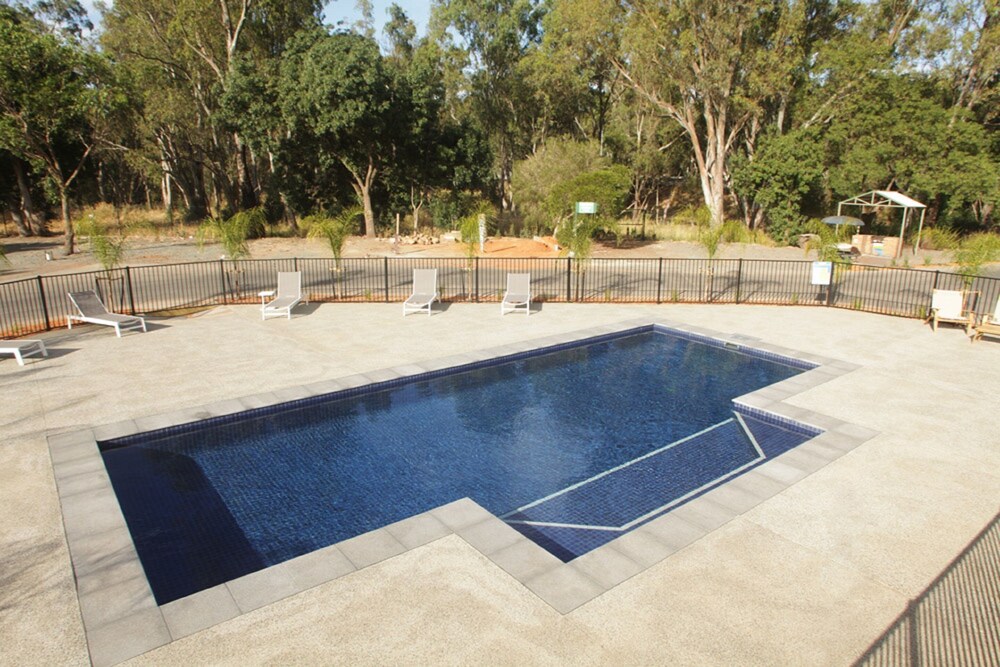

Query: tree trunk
left=9, top=207, right=30, bottom=236
left=61, top=188, right=74, bottom=255
left=410, top=184, right=425, bottom=233
left=13, top=158, right=45, bottom=236
left=233, top=131, right=258, bottom=210
left=97, top=159, right=107, bottom=202
left=360, top=185, right=375, bottom=237
left=345, top=157, right=377, bottom=237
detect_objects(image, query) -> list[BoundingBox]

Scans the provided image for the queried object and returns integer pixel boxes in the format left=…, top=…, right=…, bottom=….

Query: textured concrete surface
left=1, top=302, right=998, bottom=665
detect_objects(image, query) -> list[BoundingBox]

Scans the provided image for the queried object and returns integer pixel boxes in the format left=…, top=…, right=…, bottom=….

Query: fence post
left=656, top=258, right=663, bottom=304
left=125, top=266, right=137, bottom=315
left=826, top=262, right=836, bottom=307
left=384, top=257, right=390, bottom=302
left=36, top=276, right=51, bottom=331
left=932, top=270, right=940, bottom=291
left=566, top=258, right=572, bottom=302
left=735, top=258, right=743, bottom=304
left=474, top=257, right=480, bottom=302
left=218, top=259, right=228, bottom=305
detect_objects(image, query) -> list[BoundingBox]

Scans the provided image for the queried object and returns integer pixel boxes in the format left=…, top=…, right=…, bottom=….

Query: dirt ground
left=0, top=231, right=960, bottom=282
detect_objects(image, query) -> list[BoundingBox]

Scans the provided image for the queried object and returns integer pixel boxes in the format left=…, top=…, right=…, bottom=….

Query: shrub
left=919, top=227, right=960, bottom=251
left=954, top=232, right=1000, bottom=281
left=78, top=213, right=128, bottom=271
left=198, top=208, right=267, bottom=259
left=304, top=206, right=362, bottom=269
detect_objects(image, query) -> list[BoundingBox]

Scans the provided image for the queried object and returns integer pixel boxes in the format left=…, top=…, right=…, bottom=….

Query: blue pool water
left=101, top=327, right=820, bottom=604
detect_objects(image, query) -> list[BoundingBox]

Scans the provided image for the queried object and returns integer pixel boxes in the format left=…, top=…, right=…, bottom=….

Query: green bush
left=512, top=139, right=608, bottom=236
left=304, top=206, right=362, bottom=268
left=198, top=208, right=267, bottom=259
left=919, top=227, right=960, bottom=251
left=954, top=232, right=1000, bottom=281
left=78, top=213, right=129, bottom=271
left=458, top=200, right=497, bottom=261
left=546, top=165, right=632, bottom=226
left=672, top=205, right=712, bottom=227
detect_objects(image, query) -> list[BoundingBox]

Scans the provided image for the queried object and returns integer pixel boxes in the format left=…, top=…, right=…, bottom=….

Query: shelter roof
left=839, top=190, right=925, bottom=209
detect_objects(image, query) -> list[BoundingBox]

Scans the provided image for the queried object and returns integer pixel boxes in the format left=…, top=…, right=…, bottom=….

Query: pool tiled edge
left=49, top=318, right=876, bottom=666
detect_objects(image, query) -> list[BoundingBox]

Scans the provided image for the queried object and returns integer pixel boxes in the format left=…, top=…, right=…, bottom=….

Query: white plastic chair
left=0, top=339, right=47, bottom=365
left=501, top=273, right=531, bottom=316
left=262, top=272, right=303, bottom=320
left=403, top=269, right=439, bottom=316
left=68, top=291, right=146, bottom=337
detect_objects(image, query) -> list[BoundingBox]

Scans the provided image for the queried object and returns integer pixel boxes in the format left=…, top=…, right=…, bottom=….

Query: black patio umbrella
left=821, top=215, right=864, bottom=227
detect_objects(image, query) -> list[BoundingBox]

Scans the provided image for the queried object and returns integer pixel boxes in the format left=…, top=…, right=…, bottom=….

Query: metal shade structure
left=837, top=190, right=927, bottom=258
left=821, top=215, right=864, bottom=227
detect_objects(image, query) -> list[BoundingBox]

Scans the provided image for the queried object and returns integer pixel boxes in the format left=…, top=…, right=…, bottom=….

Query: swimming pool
left=100, top=325, right=821, bottom=605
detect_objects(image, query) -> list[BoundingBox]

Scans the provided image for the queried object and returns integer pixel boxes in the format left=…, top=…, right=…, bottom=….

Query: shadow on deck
left=854, top=509, right=1000, bottom=666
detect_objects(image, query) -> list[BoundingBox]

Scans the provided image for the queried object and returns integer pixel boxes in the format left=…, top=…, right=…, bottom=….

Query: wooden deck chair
left=926, top=289, right=975, bottom=334
left=972, top=296, right=1000, bottom=342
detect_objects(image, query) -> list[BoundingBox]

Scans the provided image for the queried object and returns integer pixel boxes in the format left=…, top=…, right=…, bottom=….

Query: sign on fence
left=575, top=202, right=597, bottom=215
left=811, top=261, right=833, bottom=286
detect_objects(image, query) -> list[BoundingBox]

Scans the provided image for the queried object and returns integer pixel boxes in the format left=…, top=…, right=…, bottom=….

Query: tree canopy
left=0, top=0, right=996, bottom=245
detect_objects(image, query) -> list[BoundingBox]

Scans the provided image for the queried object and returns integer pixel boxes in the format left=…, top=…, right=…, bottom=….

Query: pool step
left=504, top=410, right=817, bottom=561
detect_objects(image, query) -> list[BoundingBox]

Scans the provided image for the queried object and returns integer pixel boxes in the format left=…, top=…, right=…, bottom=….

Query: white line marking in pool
left=734, top=411, right=765, bottom=458
left=503, top=520, right=623, bottom=531
left=499, top=419, right=735, bottom=519
left=503, top=412, right=768, bottom=532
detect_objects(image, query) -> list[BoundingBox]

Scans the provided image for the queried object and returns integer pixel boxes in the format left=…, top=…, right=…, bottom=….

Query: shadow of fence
left=853, top=509, right=1000, bottom=666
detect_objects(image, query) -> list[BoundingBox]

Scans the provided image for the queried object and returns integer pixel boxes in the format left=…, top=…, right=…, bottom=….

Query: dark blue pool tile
left=99, top=327, right=820, bottom=603
left=506, top=420, right=758, bottom=529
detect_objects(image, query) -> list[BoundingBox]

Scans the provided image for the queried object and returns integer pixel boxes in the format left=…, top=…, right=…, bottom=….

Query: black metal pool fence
left=2, top=256, right=998, bottom=338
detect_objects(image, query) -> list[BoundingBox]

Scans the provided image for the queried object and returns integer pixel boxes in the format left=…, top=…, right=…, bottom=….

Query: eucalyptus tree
left=904, top=0, right=1000, bottom=225
left=0, top=6, right=113, bottom=253
left=618, top=0, right=846, bottom=227
left=430, top=0, right=546, bottom=212
left=528, top=0, right=625, bottom=152
left=279, top=29, right=407, bottom=237
left=102, top=0, right=322, bottom=218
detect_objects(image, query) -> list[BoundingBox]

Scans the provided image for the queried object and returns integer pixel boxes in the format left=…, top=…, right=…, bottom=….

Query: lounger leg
left=114, top=323, right=122, bottom=337
left=38, top=341, right=47, bottom=357
left=14, top=350, right=24, bottom=366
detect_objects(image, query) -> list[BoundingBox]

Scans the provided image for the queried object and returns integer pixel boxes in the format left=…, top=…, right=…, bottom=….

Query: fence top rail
left=3, top=256, right=996, bottom=290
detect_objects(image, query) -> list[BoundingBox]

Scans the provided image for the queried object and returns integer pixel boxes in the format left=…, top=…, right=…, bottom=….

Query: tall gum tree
left=431, top=0, right=545, bottom=212
left=102, top=0, right=321, bottom=217
left=0, top=7, right=110, bottom=253
left=618, top=0, right=817, bottom=227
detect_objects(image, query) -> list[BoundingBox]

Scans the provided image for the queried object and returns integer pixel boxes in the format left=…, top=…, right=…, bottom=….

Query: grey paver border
left=48, top=318, right=875, bottom=666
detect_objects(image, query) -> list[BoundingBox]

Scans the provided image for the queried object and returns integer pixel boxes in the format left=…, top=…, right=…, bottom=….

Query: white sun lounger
left=501, top=273, right=531, bottom=316
left=68, top=291, right=146, bottom=337
left=262, top=272, right=303, bottom=320
left=0, top=339, right=47, bottom=365
left=403, top=268, right=439, bottom=316
left=926, top=289, right=975, bottom=334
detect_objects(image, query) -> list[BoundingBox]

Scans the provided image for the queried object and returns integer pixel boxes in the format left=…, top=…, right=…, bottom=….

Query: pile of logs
left=395, top=233, right=443, bottom=245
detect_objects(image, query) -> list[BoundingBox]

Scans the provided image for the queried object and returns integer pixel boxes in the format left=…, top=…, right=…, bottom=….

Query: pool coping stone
left=49, top=318, right=873, bottom=666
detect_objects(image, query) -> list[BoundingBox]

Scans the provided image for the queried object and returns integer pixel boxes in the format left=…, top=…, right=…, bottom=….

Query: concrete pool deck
left=2, top=302, right=998, bottom=665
